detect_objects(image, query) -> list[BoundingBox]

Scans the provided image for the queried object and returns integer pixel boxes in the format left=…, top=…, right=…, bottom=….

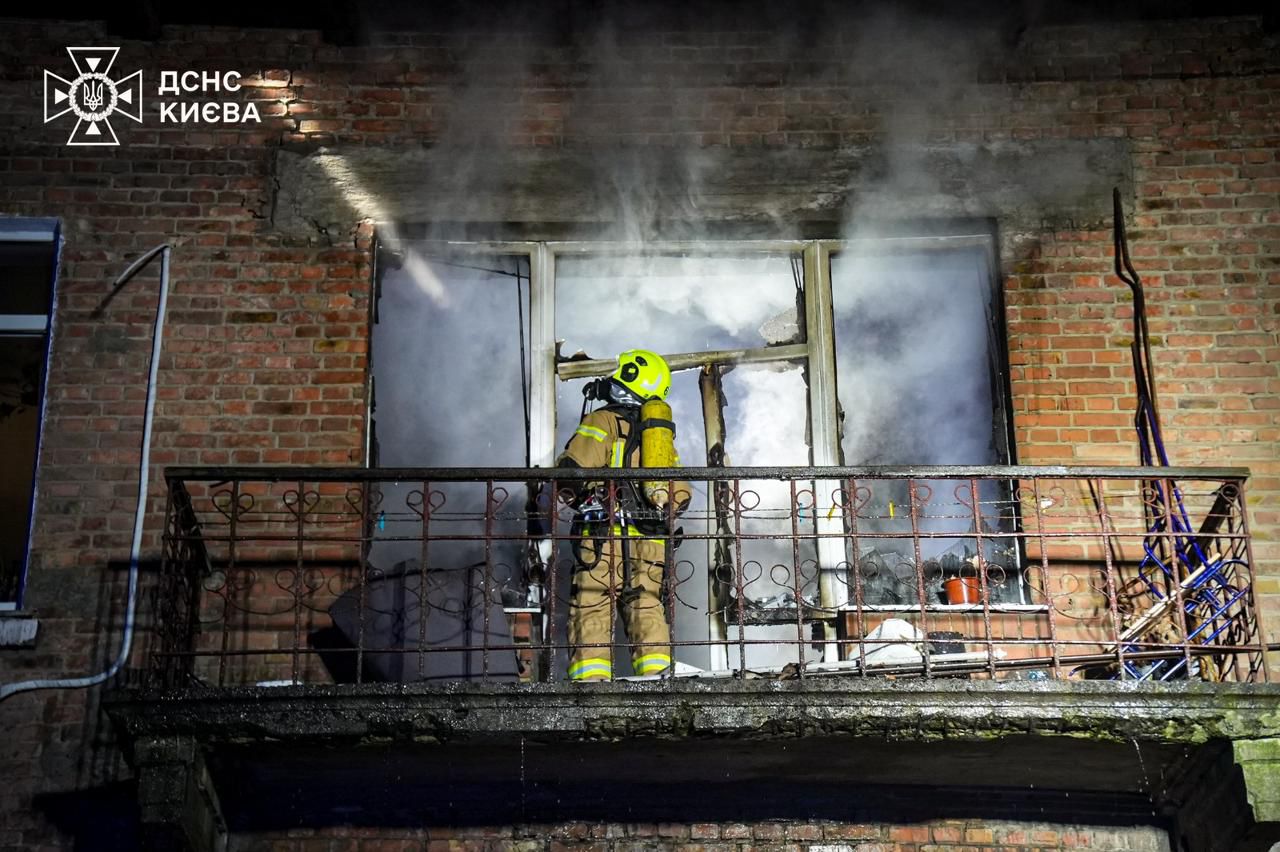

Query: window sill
left=0, top=611, right=38, bottom=648
left=727, top=602, right=1050, bottom=626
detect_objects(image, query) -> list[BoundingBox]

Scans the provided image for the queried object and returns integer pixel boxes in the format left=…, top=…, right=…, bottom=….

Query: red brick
left=888, top=825, right=930, bottom=843
left=785, top=824, right=822, bottom=840
left=3, top=14, right=1280, bottom=852
left=751, top=824, right=785, bottom=840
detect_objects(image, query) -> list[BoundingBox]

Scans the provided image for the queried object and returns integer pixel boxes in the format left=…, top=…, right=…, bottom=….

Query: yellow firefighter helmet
left=612, top=349, right=671, bottom=400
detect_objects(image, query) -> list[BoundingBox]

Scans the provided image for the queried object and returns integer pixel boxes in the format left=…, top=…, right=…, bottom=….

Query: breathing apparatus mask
left=582, top=376, right=644, bottom=411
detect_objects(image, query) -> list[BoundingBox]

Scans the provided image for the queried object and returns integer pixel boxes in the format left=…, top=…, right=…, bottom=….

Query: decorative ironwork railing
left=143, top=465, right=1266, bottom=689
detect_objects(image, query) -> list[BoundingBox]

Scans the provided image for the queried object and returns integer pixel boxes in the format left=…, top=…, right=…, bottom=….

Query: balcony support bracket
left=134, top=735, right=228, bottom=852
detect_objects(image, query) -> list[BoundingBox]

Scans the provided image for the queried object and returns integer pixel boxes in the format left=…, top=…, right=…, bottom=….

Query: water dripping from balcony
left=1131, top=737, right=1150, bottom=792
left=519, top=734, right=527, bottom=822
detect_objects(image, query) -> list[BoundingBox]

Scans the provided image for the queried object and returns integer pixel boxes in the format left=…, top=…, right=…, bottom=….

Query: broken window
left=356, top=250, right=533, bottom=681
left=830, top=241, right=1023, bottom=605
left=554, top=249, right=808, bottom=671
left=366, top=234, right=1022, bottom=677
left=555, top=252, right=803, bottom=356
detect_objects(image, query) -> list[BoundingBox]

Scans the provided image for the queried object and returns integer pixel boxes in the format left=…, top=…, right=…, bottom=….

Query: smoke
left=361, top=6, right=1037, bottom=670
left=818, top=9, right=1022, bottom=604
left=368, top=259, right=530, bottom=619
left=832, top=247, right=998, bottom=468
left=556, top=254, right=799, bottom=356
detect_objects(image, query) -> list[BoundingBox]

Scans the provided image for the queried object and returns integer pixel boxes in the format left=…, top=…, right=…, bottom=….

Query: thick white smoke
left=361, top=7, right=1034, bottom=674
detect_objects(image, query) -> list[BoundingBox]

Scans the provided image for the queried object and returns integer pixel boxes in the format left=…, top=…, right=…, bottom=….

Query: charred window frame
left=547, top=239, right=812, bottom=458
left=0, top=219, right=60, bottom=611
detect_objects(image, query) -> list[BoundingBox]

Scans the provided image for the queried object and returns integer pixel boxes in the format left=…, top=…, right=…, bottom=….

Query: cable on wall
left=0, top=244, right=171, bottom=703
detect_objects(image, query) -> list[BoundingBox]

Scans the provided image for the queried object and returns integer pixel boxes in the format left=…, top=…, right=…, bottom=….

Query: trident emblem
left=81, top=80, right=105, bottom=112
left=43, top=47, right=142, bottom=146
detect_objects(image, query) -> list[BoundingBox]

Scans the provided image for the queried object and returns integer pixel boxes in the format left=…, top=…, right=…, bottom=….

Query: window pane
left=0, top=243, right=55, bottom=317
left=832, top=247, right=1000, bottom=467
left=555, top=252, right=803, bottom=357
left=831, top=245, right=1021, bottom=604
left=722, top=366, right=808, bottom=467
left=0, top=336, right=44, bottom=603
left=368, top=254, right=532, bottom=637
left=373, top=254, right=530, bottom=467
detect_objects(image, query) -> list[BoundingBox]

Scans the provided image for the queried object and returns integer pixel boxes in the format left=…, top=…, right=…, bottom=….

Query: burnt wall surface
left=0, top=7, right=1278, bottom=850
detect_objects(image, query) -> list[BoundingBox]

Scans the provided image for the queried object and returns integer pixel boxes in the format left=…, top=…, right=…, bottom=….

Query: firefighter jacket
left=557, top=404, right=691, bottom=533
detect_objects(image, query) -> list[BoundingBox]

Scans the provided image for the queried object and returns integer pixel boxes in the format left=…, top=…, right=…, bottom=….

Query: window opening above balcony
left=830, top=242, right=1024, bottom=606
left=363, top=234, right=1030, bottom=679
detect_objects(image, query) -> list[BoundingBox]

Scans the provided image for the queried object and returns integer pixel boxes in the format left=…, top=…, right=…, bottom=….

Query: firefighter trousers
left=568, top=531, right=671, bottom=680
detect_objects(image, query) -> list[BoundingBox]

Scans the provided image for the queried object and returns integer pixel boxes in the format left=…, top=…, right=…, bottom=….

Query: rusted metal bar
left=605, top=478, right=620, bottom=680
left=908, top=480, right=932, bottom=678
left=1160, top=478, right=1195, bottom=681
left=417, top=481, right=431, bottom=680
left=1030, top=478, right=1062, bottom=679
left=155, top=482, right=178, bottom=688
left=546, top=477, right=561, bottom=681
left=968, top=479, right=996, bottom=678
left=732, top=479, right=748, bottom=676
left=664, top=476, right=678, bottom=679
left=167, top=464, right=1253, bottom=484
left=847, top=478, right=868, bottom=677
left=217, top=480, right=239, bottom=688
left=789, top=480, right=806, bottom=677
left=291, top=480, right=306, bottom=684
left=1237, top=479, right=1269, bottom=681
left=1093, top=479, right=1128, bottom=679
left=482, top=480, right=496, bottom=680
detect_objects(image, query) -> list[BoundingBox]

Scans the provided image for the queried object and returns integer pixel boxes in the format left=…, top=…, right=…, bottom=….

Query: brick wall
left=230, top=820, right=1171, bottom=851
left=0, top=9, right=1276, bottom=849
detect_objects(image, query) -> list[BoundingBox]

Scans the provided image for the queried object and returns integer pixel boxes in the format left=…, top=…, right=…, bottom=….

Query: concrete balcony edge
left=105, top=679, right=1280, bottom=745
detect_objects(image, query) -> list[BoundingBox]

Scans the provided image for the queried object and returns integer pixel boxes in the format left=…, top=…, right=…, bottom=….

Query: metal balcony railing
left=142, top=465, right=1267, bottom=689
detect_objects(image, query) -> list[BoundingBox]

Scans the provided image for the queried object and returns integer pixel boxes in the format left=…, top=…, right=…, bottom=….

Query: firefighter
left=556, top=349, right=692, bottom=681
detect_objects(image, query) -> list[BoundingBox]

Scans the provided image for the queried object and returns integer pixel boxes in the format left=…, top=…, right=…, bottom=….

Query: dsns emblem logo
left=43, top=47, right=142, bottom=146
